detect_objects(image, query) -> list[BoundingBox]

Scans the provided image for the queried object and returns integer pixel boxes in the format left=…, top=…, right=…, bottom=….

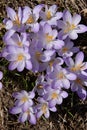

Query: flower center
left=51, top=92, right=58, bottom=99
left=26, top=15, right=35, bottom=24
left=64, top=22, right=76, bottom=33
left=17, top=42, right=22, bottom=47
left=14, top=15, right=20, bottom=26
left=45, top=33, right=53, bottom=42
left=62, top=47, right=68, bottom=53
left=17, top=54, right=24, bottom=61
left=75, top=78, right=82, bottom=85
left=42, top=103, right=47, bottom=114
left=57, top=72, right=64, bottom=79
left=46, top=11, right=52, bottom=20
left=71, top=64, right=82, bottom=72
left=37, top=84, right=43, bottom=89
left=21, top=96, right=28, bottom=102
left=35, top=51, right=42, bottom=63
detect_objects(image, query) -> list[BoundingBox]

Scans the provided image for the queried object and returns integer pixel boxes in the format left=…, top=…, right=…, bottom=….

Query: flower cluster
left=1, top=4, right=87, bottom=124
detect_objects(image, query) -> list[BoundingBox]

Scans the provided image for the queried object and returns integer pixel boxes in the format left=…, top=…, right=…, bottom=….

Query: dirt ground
left=0, top=0, right=87, bottom=130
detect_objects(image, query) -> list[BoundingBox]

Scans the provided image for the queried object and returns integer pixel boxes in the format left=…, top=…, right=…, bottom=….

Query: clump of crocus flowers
left=0, top=4, right=87, bottom=124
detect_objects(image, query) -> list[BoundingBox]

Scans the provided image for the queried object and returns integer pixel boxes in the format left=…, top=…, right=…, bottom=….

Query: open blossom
left=30, top=41, right=55, bottom=72
left=58, top=38, right=79, bottom=58
left=47, top=57, right=64, bottom=74
left=65, top=51, right=87, bottom=74
left=38, top=24, right=64, bottom=50
left=3, top=33, right=30, bottom=48
left=49, top=65, right=76, bottom=89
left=10, top=105, right=36, bottom=124
left=2, top=46, right=32, bottom=72
left=0, top=71, right=3, bottom=89
left=58, top=10, right=87, bottom=40
left=40, top=5, right=63, bottom=26
left=4, top=7, right=22, bottom=30
left=22, top=5, right=43, bottom=32
left=18, top=107, right=36, bottom=124
left=36, top=97, right=57, bottom=119
left=12, top=90, right=35, bottom=111
left=71, top=74, right=87, bottom=100
left=44, top=87, right=68, bottom=107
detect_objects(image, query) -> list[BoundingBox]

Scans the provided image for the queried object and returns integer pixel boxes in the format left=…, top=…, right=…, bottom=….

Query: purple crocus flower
left=2, top=46, right=32, bottom=72
left=65, top=51, right=87, bottom=74
left=49, top=65, right=76, bottom=89
left=12, top=90, right=35, bottom=111
left=58, top=38, right=79, bottom=58
left=36, top=97, right=57, bottom=119
left=18, top=107, right=36, bottom=124
left=30, top=41, right=55, bottom=72
left=38, top=24, right=64, bottom=50
left=47, top=57, right=64, bottom=74
left=0, top=71, right=3, bottom=89
left=58, top=10, right=87, bottom=40
left=44, top=87, right=68, bottom=107
left=4, top=7, right=22, bottom=30
left=40, top=5, right=63, bottom=26
left=3, top=33, right=30, bottom=48
left=71, top=74, right=87, bottom=100
left=22, top=4, right=44, bottom=32
left=10, top=105, right=36, bottom=124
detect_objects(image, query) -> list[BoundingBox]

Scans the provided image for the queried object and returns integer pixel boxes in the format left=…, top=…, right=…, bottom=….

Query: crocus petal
left=50, top=107, right=57, bottom=112
left=66, top=73, right=76, bottom=80
left=10, top=107, right=21, bottom=114
left=61, top=91, right=68, bottom=98
left=75, top=51, right=84, bottom=65
left=22, top=6, right=31, bottom=24
left=77, top=24, right=87, bottom=33
left=32, top=23, right=39, bottom=32
left=63, top=10, right=72, bottom=23
left=71, top=83, right=78, bottom=92
left=45, top=110, right=50, bottom=118
left=36, top=111, right=43, bottom=118
left=29, top=113, right=36, bottom=124
left=72, top=14, right=81, bottom=25
left=62, top=79, right=70, bottom=89
left=49, top=5, right=57, bottom=14
left=77, top=88, right=87, bottom=100
left=17, top=61, right=25, bottom=72
left=19, top=112, right=28, bottom=123
left=6, top=7, right=16, bottom=21
left=9, top=61, right=18, bottom=70
left=25, top=60, right=32, bottom=70
left=57, top=96, right=63, bottom=104
left=0, top=71, right=3, bottom=80
left=68, top=31, right=78, bottom=40
left=4, top=30, right=15, bottom=40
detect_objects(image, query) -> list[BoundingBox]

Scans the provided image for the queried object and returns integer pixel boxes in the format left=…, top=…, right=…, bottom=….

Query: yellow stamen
left=17, top=54, right=24, bottom=61
left=26, top=15, right=34, bottom=24
left=46, top=11, right=52, bottom=20
left=75, top=78, right=82, bottom=85
left=57, top=72, right=64, bottom=79
left=46, top=33, right=53, bottom=42
left=62, top=47, right=68, bottom=53
left=14, top=15, right=20, bottom=26
left=21, top=96, right=28, bottom=102
left=51, top=92, right=58, bottom=99
left=64, top=22, right=76, bottom=34
left=17, top=42, right=22, bottom=47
